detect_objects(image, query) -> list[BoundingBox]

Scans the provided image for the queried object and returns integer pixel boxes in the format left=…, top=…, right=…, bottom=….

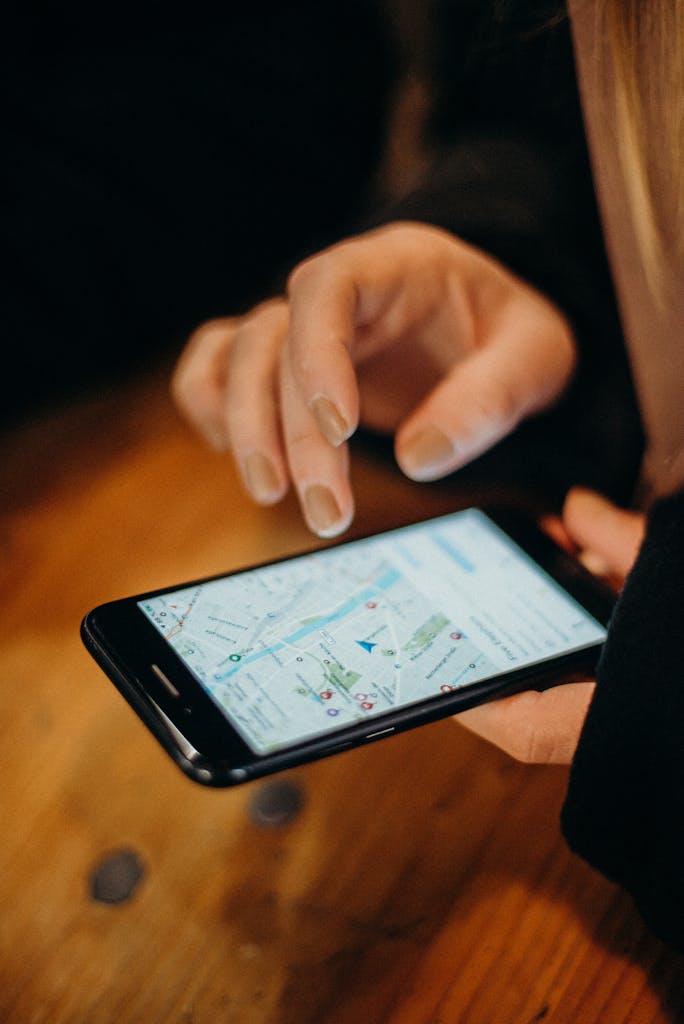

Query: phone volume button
left=364, top=727, right=395, bottom=741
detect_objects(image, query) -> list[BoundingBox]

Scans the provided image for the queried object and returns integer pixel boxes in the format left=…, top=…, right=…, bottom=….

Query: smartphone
left=81, top=506, right=615, bottom=787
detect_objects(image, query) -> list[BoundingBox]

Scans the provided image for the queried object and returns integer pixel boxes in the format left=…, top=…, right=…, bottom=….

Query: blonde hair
left=599, top=0, right=684, bottom=294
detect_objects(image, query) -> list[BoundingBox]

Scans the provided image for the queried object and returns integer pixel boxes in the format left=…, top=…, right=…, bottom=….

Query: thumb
left=562, top=487, right=645, bottom=580
left=395, top=296, right=575, bottom=481
left=456, top=682, right=596, bottom=764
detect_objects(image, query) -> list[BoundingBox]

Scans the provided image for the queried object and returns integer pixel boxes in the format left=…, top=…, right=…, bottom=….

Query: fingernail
left=244, top=453, right=281, bottom=503
left=303, top=485, right=345, bottom=537
left=309, top=396, right=349, bottom=447
left=398, top=426, right=455, bottom=481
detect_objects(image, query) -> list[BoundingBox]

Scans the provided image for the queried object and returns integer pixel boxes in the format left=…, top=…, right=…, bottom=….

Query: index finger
left=286, top=225, right=444, bottom=444
left=285, top=249, right=361, bottom=448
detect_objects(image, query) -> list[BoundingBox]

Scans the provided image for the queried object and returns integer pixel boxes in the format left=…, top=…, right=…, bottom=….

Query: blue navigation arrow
left=356, top=640, right=377, bottom=653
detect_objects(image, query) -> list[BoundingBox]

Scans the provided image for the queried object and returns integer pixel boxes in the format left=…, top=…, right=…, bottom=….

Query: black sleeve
left=561, top=490, right=684, bottom=952
left=361, top=0, right=642, bottom=505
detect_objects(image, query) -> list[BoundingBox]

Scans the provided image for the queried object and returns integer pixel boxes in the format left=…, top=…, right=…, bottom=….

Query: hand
left=456, top=488, right=646, bottom=764
left=172, top=222, right=576, bottom=537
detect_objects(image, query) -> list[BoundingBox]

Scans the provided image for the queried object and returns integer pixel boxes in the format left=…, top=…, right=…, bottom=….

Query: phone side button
left=364, top=727, right=395, bottom=742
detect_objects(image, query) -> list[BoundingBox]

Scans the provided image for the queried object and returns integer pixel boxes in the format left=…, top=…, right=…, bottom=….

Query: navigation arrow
left=356, top=640, right=377, bottom=653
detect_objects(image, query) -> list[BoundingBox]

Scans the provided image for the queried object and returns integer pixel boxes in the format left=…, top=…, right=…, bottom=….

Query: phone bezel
left=80, top=506, right=615, bottom=786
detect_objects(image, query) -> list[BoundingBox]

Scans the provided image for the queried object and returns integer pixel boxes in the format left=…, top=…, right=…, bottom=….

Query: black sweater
left=562, top=490, right=684, bottom=952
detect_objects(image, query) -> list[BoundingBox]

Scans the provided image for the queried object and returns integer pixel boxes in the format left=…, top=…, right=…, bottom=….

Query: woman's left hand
left=455, top=487, right=645, bottom=764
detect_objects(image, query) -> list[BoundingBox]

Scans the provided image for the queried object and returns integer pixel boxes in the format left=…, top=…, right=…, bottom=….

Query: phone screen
left=136, top=509, right=606, bottom=756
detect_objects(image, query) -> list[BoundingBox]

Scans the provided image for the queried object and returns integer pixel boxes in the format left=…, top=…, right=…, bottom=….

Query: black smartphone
left=81, top=506, right=615, bottom=787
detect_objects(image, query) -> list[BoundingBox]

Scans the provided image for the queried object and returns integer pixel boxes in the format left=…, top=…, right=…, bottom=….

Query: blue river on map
left=212, top=567, right=402, bottom=682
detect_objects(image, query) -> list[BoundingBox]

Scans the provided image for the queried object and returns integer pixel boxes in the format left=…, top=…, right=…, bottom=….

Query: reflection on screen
left=140, top=510, right=606, bottom=754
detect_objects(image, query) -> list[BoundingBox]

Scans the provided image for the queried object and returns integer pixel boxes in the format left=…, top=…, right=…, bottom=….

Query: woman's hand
left=455, top=488, right=646, bottom=764
left=172, top=222, right=576, bottom=537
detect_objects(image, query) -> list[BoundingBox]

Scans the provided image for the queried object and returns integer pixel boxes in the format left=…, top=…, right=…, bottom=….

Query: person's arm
left=561, top=490, right=684, bottom=952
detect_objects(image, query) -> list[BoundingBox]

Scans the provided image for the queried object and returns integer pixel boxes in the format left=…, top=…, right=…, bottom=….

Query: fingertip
left=562, top=485, right=608, bottom=519
left=562, top=486, right=623, bottom=543
left=242, top=452, right=287, bottom=505
left=562, top=486, right=644, bottom=582
left=395, top=425, right=457, bottom=481
left=309, top=395, right=353, bottom=448
left=301, top=484, right=354, bottom=539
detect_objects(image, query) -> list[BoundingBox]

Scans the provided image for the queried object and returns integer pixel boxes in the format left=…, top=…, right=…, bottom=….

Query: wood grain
left=1, top=368, right=682, bottom=1024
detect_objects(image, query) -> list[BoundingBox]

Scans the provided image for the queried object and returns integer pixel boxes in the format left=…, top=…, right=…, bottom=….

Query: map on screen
left=139, top=510, right=605, bottom=754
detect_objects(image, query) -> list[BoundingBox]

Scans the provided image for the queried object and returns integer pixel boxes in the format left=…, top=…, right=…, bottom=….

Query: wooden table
left=1, top=366, right=682, bottom=1024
